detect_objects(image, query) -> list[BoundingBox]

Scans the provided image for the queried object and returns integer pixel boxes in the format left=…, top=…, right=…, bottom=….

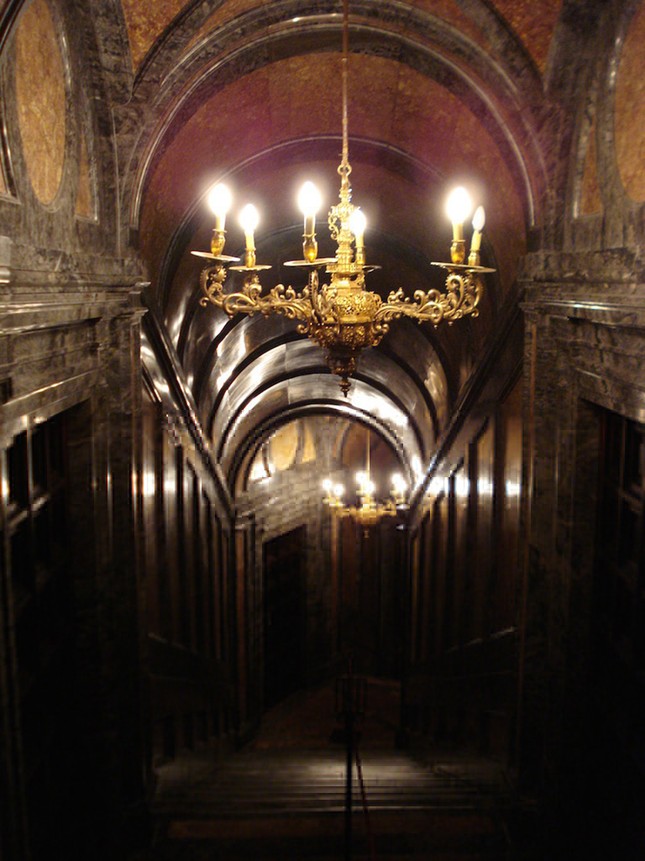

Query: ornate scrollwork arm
left=199, top=264, right=227, bottom=308
left=196, top=249, right=492, bottom=396
left=199, top=265, right=317, bottom=324
left=375, top=267, right=484, bottom=327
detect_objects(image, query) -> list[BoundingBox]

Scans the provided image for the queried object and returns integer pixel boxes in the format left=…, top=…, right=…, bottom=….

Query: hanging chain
left=341, top=0, right=349, bottom=170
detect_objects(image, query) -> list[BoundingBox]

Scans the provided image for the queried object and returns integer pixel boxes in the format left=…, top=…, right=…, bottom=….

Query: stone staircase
left=145, top=747, right=517, bottom=859
left=131, top=680, right=538, bottom=859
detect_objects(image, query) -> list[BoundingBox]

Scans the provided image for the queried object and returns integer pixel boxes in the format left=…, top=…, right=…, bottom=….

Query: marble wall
left=0, top=1, right=149, bottom=856
left=404, top=290, right=524, bottom=764
left=404, top=2, right=645, bottom=855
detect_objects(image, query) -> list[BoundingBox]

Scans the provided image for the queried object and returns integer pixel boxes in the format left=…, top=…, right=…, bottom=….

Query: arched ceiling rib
left=130, top=18, right=544, bottom=245
left=126, top=1, right=556, bottom=490
left=232, top=407, right=415, bottom=497
left=209, top=338, right=429, bottom=470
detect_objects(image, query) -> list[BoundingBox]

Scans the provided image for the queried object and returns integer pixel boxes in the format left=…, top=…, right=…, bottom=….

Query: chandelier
left=322, top=429, right=408, bottom=530
left=193, top=0, right=494, bottom=396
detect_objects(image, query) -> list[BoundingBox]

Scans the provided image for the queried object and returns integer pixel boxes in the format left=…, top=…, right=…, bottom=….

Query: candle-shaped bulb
left=207, top=183, right=232, bottom=231
left=391, top=472, right=407, bottom=495
left=322, top=478, right=333, bottom=493
left=468, top=205, right=486, bottom=265
left=445, top=186, right=472, bottom=241
left=470, top=205, right=485, bottom=253
left=349, top=208, right=367, bottom=247
left=333, top=483, right=345, bottom=500
left=239, top=204, right=259, bottom=249
left=298, top=181, right=321, bottom=262
left=472, top=205, right=485, bottom=233
left=298, top=181, right=321, bottom=231
left=239, top=203, right=259, bottom=267
left=349, top=208, right=367, bottom=265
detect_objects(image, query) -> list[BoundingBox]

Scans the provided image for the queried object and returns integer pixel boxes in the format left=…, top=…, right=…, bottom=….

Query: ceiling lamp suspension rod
left=192, top=1, right=494, bottom=396
left=341, top=0, right=349, bottom=169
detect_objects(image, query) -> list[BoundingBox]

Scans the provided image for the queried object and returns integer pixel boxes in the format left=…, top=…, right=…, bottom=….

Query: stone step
left=153, top=749, right=509, bottom=819
left=145, top=748, right=514, bottom=859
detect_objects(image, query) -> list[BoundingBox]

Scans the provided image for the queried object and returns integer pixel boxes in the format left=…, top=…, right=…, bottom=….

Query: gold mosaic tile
left=121, top=0, right=186, bottom=70
left=492, top=0, right=562, bottom=73
left=269, top=422, right=299, bottom=472
left=580, top=115, right=601, bottom=216
left=302, top=421, right=316, bottom=464
left=615, top=3, right=645, bottom=202
left=15, top=0, right=66, bottom=206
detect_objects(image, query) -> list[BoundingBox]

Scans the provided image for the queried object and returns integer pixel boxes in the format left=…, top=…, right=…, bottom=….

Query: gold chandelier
left=322, top=429, right=408, bottom=530
left=193, top=0, right=494, bottom=396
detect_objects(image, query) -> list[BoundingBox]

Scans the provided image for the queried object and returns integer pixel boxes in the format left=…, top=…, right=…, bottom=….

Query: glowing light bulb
left=322, top=478, right=333, bottom=493
left=334, top=483, right=345, bottom=499
left=469, top=205, right=486, bottom=257
left=349, top=208, right=367, bottom=265
left=298, top=181, right=322, bottom=262
left=207, top=183, right=232, bottom=230
left=349, top=208, right=367, bottom=245
left=445, top=186, right=473, bottom=240
left=239, top=203, right=259, bottom=266
left=298, top=181, right=322, bottom=219
left=472, top=205, right=485, bottom=233
left=391, top=473, right=407, bottom=494
left=239, top=204, right=259, bottom=237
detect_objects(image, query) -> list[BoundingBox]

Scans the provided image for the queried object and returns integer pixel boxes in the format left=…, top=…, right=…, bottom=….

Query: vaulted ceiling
left=123, top=0, right=561, bottom=486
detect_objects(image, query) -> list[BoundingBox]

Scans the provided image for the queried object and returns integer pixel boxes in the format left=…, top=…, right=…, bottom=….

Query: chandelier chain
left=341, top=0, right=349, bottom=170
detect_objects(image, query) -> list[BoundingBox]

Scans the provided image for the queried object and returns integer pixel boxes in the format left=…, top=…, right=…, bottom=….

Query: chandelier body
left=196, top=209, right=491, bottom=396
left=324, top=488, right=403, bottom=531
left=194, top=1, right=493, bottom=395
left=322, top=432, right=409, bottom=531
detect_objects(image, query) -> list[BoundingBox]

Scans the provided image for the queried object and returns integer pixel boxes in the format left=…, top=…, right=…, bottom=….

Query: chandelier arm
left=308, top=269, right=328, bottom=324
left=263, top=282, right=316, bottom=323
left=199, top=263, right=228, bottom=307
left=375, top=271, right=483, bottom=326
left=199, top=266, right=316, bottom=324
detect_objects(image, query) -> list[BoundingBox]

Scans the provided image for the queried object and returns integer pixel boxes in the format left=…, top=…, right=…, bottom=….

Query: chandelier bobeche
left=193, top=1, right=494, bottom=396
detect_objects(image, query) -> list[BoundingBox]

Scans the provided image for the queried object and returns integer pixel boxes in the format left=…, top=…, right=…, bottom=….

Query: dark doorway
left=263, top=527, right=306, bottom=708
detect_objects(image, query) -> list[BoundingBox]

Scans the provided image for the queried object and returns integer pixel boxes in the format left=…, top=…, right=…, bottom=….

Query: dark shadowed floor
left=131, top=677, right=540, bottom=859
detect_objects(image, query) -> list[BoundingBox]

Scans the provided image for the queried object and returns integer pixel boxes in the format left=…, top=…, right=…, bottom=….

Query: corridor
left=2, top=1, right=645, bottom=859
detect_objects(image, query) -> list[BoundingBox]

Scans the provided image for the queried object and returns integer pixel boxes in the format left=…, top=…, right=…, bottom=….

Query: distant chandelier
left=322, top=429, right=408, bottom=530
left=193, top=0, right=494, bottom=396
